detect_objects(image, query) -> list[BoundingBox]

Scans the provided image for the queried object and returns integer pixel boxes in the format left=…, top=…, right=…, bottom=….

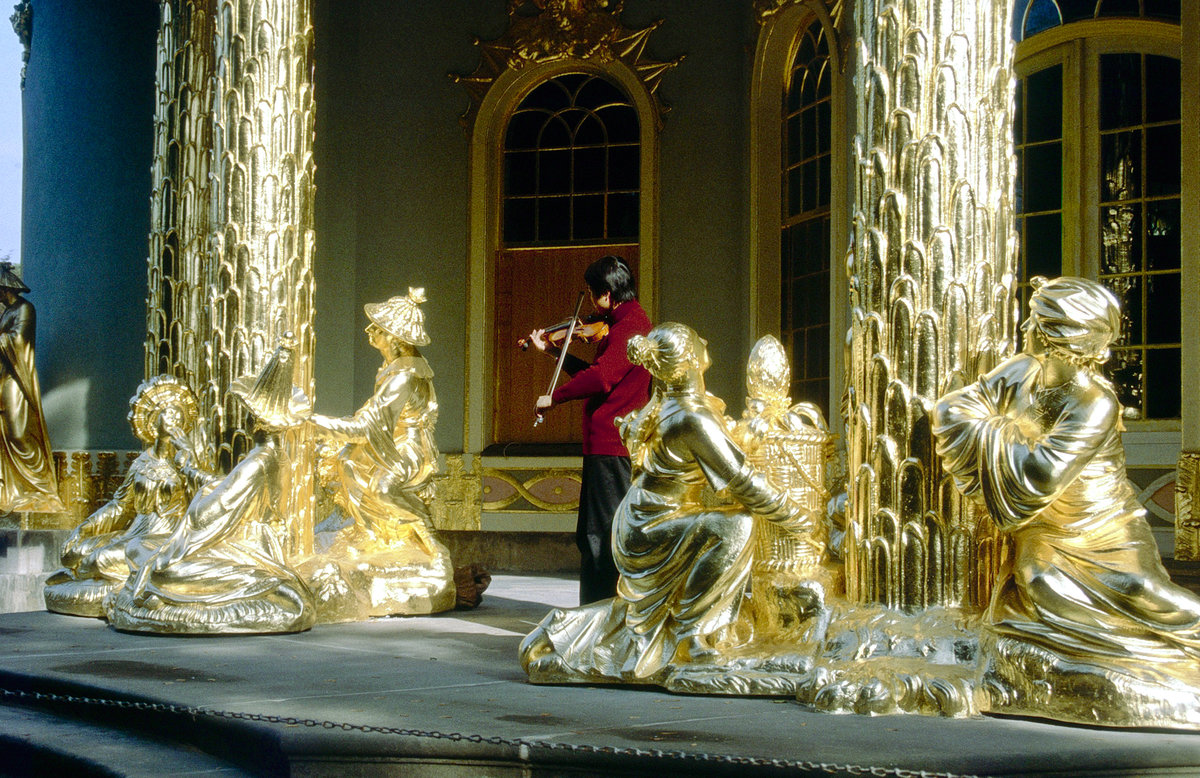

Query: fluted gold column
left=146, top=0, right=316, bottom=557
left=844, top=0, right=1016, bottom=610
left=146, top=1, right=215, bottom=395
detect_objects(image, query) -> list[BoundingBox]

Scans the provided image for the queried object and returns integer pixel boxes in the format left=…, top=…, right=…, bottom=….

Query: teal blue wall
left=22, top=0, right=157, bottom=450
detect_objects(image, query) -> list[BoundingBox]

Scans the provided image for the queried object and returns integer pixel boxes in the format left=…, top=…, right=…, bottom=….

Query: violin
left=517, top=314, right=609, bottom=351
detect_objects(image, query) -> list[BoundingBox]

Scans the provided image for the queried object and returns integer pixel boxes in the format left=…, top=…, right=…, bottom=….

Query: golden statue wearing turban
left=300, top=288, right=457, bottom=621
left=0, top=263, right=63, bottom=513
left=934, top=276, right=1200, bottom=728
left=521, top=322, right=812, bottom=685
left=44, top=376, right=214, bottom=617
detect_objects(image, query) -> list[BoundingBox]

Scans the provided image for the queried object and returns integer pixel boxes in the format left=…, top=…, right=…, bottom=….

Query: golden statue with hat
left=44, top=375, right=215, bottom=617
left=297, top=288, right=461, bottom=621
left=0, top=262, right=63, bottom=513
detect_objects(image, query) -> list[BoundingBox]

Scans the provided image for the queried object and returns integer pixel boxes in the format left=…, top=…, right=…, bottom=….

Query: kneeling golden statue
left=934, top=276, right=1200, bottom=728
left=44, top=376, right=215, bottom=617
left=521, top=323, right=817, bottom=688
left=297, top=288, right=459, bottom=622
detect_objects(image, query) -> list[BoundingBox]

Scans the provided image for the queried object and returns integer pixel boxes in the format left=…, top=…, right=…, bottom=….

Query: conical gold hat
left=364, top=287, right=431, bottom=346
left=230, top=332, right=312, bottom=428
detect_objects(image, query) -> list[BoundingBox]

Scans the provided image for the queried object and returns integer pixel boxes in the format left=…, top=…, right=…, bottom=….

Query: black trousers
left=577, top=454, right=631, bottom=605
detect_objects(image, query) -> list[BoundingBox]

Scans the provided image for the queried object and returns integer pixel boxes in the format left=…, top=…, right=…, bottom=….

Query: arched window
left=780, top=19, right=833, bottom=415
left=1013, top=6, right=1183, bottom=424
left=503, top=74, right=639, bottom=245
left=492, top=72, right=642, bottom=446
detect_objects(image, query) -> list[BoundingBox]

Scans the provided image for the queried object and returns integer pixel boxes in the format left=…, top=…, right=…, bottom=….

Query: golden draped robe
left=43, top=448, right=198, bottom=616
left=105, top=442, right=315, bottom=634
left=521, top=391, right=805, bottom=683
left=0, top=296, right=62, bottom=512
left=934, top=352, right=1200, bottom=725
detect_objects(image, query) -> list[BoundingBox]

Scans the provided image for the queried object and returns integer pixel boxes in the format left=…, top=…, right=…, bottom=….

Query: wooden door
left=494, top=244, right=638, bottom=446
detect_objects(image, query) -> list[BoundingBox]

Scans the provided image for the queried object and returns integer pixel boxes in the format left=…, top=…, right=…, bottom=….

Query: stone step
left=0, top=702, right=257, bottom=777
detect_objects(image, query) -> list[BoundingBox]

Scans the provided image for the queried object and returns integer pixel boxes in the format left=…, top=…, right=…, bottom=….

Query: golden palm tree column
left=146, top=1, right=216, bottom=393
left=209, top=0, right=316, bottom=558
left=146, top=0, right=317, bottom=559
left=843, top=0, right=1017, bottom=610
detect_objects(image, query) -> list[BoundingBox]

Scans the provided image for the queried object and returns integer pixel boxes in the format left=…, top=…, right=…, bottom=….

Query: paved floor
left=1, top=575, right=1200, bottom=776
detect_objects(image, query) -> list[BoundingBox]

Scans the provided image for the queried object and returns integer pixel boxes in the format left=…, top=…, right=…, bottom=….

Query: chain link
left=0, top=686, right=978, bottom=778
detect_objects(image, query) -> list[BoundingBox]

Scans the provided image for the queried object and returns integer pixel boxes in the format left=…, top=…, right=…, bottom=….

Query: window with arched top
left=503, top=74, right=640, bottom=245
left=492, top=72, right=642, bottom=446
left=780, top=19, right=833, bottom=416
left=1012, top=4, right=1185, bottom=436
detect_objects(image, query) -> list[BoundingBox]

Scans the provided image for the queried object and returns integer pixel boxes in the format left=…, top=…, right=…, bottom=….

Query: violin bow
left=535, top=289, right=586, bottom=428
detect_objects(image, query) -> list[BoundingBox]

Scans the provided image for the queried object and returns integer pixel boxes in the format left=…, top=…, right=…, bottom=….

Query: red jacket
left=551, top=299, right=652, bottom=456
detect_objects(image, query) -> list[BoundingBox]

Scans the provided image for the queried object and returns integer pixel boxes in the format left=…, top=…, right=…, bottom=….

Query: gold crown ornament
left=128, top=375, right=201, bottom=446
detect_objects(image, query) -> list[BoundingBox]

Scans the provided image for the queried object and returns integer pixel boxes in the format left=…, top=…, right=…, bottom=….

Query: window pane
left=503, top=199, right=535, bottom=243
left=537, top=197, right=570, bottom=242
left=506, top=111, right=544, bottom=149
left=573, top=147, right=605, bottom=193
left=538, top=148, right=571, bottom=194
left=1058, top=0, right=1094, bottom=23
left=1101, top=130, right=1140, bottom=201
left=1146, top=348, right=1181, bottom=419
left=1100, top=53, right=1141, bottom=130
left=1101, top=205, right=1141, bottom=274
left=1022, top=143, right=1062, bottom=213
left=1024, top=213, right=1062, bottom=277
left=607, top=192, right=639, bottom=239
left=1146, top=200, right=1180, bottom=271
left=1145, top=124, right=1180, bottom=197
left=1024, top=65, right=1062, bottom=143
left=1108, top=349, right=1143, bottom=415
left=597, top=104, right=638, bottom=144
left=608, top=145, right=639, bottom=190
left=1146, top=273, right=1181, bottom=346
left=504, top=151, right=536, bottom=196
left=1023, top=0, right=1064, bottom=38
left=1097, top=0, right=1140, bottom=17
left=573, top=194, right=604, bottom=241
left=1143, top=0, right=1181, bottom=22
left=1146, top=55, right=1181, bottom=123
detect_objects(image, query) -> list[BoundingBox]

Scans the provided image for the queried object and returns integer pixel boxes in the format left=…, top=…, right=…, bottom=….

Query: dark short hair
left=584, top=255, right=637, bottom=303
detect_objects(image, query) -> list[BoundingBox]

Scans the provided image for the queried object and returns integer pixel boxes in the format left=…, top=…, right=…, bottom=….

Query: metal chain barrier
left=0, top=686, right=978, bottom=778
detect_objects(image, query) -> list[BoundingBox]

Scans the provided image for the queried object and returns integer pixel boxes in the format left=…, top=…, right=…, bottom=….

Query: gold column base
left=296, top=522, right=456, bottom=624
left=1176, top=451, right=1200, bottom=561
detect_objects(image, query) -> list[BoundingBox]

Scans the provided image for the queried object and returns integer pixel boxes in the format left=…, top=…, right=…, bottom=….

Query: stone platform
left=1, top=574, right=1199, bottom=776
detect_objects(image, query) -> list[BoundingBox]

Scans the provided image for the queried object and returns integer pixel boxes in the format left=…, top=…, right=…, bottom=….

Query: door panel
left=493, top=244, right=638, bottom=445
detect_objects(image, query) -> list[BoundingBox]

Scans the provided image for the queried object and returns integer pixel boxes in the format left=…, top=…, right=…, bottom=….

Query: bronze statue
left=0, top=263, right=63, bottom=513
left=934, top=276, right=1200, bottom=728
left=44, top=376, right=213, bottom=617
left=521, top=322, right=812, bottom=685
left=300, top=288, right=457, bottom=621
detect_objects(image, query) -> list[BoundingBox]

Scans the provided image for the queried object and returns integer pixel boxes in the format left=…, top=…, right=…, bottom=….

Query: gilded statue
left=521, top=322, right=813, bottom=685
left=105, top=339, right=315, bottom=634
left=299, top=288, right=459, bottom=621
left=735, top=334, right=831, bottom=573
left=934, top=276, right=1200, bottom=728
left=0, top=263, right=64, bottom=513
left=44, top=376, right=214, bottom=617
left=734, top=335, right=837, bottom=636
